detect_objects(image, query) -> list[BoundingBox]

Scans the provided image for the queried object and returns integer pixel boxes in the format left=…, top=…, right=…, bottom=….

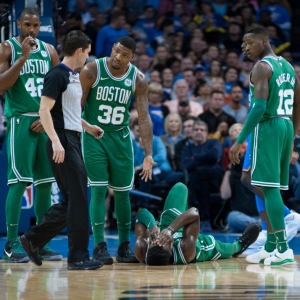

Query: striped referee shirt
left=42, top=63, right=82, bottom=132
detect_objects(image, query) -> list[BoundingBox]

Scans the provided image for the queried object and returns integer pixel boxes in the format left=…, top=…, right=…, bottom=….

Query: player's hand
left=149, top=226, right=160, bottom=244
left=21, top=36, right=36, bottom=59
left=229, top=142, right=243, bottom=165
left=52, top=139, right=65, bottom=163
left=157, top=229, right=173, bottom=247
left=139, top=155, right=156, bottom=182
left=87, top=125, right=104, bottom=139
left=30, top=119, right=44, bottom=133
left=290, top=151, right=299, bottom=165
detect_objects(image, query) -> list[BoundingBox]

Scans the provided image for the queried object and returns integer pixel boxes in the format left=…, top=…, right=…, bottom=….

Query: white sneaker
left=285, top=210, right=300, bottom=242
left=264, top=249, right=295, bottom=266
left=248, top=230, right=267, bottom=249
left=246, top=247, right=275, bottom=264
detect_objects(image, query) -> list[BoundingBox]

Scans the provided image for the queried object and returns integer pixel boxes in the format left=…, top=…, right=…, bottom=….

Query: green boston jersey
left=249, top=56, right=296, bottom=122
left=4, top=37, right=52, bottom=117
left=83, top=57, right=138, bottom=131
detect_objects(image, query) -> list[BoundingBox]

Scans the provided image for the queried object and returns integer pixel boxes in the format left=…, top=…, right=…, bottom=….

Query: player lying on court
left=134, top=183, right=261, bottom=265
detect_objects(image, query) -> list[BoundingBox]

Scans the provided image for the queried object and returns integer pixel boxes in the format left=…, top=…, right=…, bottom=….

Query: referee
left=19, top=30, right=103, bottom=270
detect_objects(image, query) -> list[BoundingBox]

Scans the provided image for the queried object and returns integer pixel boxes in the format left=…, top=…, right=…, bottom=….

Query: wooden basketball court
left=1, top=256, right=300, bottom=299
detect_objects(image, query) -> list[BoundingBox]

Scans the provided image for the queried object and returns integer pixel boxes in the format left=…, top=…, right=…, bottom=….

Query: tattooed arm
left=79, top=61, right=97, bottom=107
left=135, top=71, right=156, bottom=181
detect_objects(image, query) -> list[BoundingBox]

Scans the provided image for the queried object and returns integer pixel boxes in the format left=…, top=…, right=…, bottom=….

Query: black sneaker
left=39, top=243, right=63, bottom=261
left=232, top=223, right=262, bottom=258
left=19, top=235, right=42, bottom=266
left=116, top=241, right=139, bottom=263
left=67, top=260, right=103, bottom=270
left=2, top=238, right=29, bottom=263
left=93, top=242, right=113, bottom=265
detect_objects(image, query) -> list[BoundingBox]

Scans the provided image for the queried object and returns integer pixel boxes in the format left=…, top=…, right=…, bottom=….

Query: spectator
left=151, top=19, right=174, bottom=50
left=212, top=0, right=228, bottom=16
left=174, top=116, right=197, bottom=171
left=220, top=159, right=260, bottom=233
left=182, top=120, right=224, bottom=232
left=149, top=69, right=162, bottom=84
left=239, top=56, right=254, bottom=93
left=164, top=79, right=203, bottom=117
left=160, top=113, right=183, bottom=169
left=202, top=44, right=220, bottom=71
left=166, top=56, right=181, bottom=78
left=177, top=98, right=194, bottom=123
left=205, top=59, right=223, bottom=86
left=257, top=0, right=291, bottom=41
left=222, top=22, right=244, bottom=54
left=239, top=5, right=257, bottom=29
left=188, top=37, right=207, bottom=63
left=223, top=85, right=248, bottom=124
left=193, top=64, right=207, bottom=84
left=158, top=0, right=190, bottom=17
left=95, top=10, right=127, bottom=57
left=224, top=50, right=240, bottom=69
left=208, top=120, right=230, bottom=145
left=135, top=39, right=155, bottom=57
left=161, top=68, right=174, bottom=102
left=137, top=54, right=152, bottom=82
left=148, top=83, right=170, bottom=136
left=183, top=68, right=197, bottom=98
left=173, top=56, right=195, bottom=83
left=152, top=44, right=169, bottom=71
left=191, top=80, right=211, bottom=107
left=135, top=5, right=158, bottom=43
left=266, top=24, right=290, bottom=55
left=224, top=67, right=242, bottom=94
left=199, top=90, right=236, bottom=133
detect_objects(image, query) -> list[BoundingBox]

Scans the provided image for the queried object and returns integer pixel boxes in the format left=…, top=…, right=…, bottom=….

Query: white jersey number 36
left=98, top=105, right=125, bottom=125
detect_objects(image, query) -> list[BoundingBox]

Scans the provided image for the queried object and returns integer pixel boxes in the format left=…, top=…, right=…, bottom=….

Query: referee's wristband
left=167, top=227, right=175, bottom=235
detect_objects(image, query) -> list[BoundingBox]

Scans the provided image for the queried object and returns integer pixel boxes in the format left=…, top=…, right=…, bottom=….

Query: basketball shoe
left=93, top=242, right=114, bottom=265
left=2, top=238, right=30, bottom=263
left=39, top=243, right=63, bottom=261
left=246, top=247, right=275, bottom=264
left=116, top=241, right=139, bottom=263
left=264, top=249, right=295, bottom=266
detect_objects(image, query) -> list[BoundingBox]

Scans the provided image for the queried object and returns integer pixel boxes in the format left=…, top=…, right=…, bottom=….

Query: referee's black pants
left=25, top=130, right=90, bottom=263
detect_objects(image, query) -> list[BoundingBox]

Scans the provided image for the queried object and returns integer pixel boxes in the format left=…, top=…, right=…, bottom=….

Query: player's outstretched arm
left=292, top=77, right=300, bottom=137
left=79, top=61, right=97, bottom=107
left=158, top=207, right=200, bottom=263
left=135, top=71, right=156, bottom=181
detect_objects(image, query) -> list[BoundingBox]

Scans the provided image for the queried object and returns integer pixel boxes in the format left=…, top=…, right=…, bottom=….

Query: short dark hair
left=193, top=120, right=208, bottom=131
left=20, top=7, right=40, bottom=20
left=245, top=24, right=269, bottom=38
left=146, top=245, right=171, bottom=265
left=116, top=36, right=136, bottom=54
left=64, top=30, right=92, bottom=57
left=210, top=89, right=225, bottom=98
left=230, top=84, right=242, bottom=93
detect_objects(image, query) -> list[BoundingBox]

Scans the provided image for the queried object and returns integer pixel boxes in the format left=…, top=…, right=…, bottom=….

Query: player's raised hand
left=30, top=119, right=44, bottom=133
left=157, top=229, right=173, bottom=247
left=229, top=142, right=243, bottom=165
left=140, top=155, right=156, bottom=182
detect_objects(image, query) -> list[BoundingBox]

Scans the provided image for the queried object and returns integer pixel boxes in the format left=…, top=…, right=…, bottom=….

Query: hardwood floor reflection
left=1, top=256, right=300, bottom=300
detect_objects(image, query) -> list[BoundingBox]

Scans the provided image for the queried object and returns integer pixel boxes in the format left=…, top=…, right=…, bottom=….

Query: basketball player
left=134, top=182, right=261, bottom=265
left=229, top=24, right=300, bottom=266
left=0, top=7, right=61, bottom=262
left=80, top=36, right=155, bottom=264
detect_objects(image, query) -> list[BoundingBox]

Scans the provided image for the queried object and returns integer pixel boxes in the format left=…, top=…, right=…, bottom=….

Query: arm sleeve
left=236, top=98, right=266, bottom=144
left=136, top=208, right=156, bottom=229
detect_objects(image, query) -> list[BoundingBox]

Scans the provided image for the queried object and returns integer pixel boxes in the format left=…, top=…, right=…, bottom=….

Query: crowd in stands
left=1, top=0, right=300, bottom=233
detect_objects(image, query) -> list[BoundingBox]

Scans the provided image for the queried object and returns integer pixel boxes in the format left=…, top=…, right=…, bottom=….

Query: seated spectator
left=239, top=56, right=254, bottom=94
left=193, top=64, right=207, bottom=84
left=135, top=39, right=155, bottom=57
left=223, top=85, right=248, bottom=124
left=166, top=56, right=181, bottom=79
left=183, top=68, right=197, bottom=98
left=137, top=53, right=152, bottom=82
left=152, top=44, right=170, bottom=72
left=95, top=10, right=127, bottom=57
left=182, top=120, right=224, bottom=231
left=164, top=79, right=203, bottom=117
left=223, top=67, right=242, bottom=94
left=198, top=90, right=236, bottom=134
left=174, top=116, right=197, bottom=172
left=191, top=80, right=211, bottom=108
left=266, top=23, right=290, bottom=55
left=173, top=57, right=195, bottom=83
left=148, top=83, right=170, bottom=136
left=257, top=0, right=291, bottom=41
left=208, top=120, right=229, bottom=145
left=151, top=19, right=174, bottom=50
left=149, top=69, right=162, bottom=84
left=161, top=68, right=174, bottom=102
left=222, top=22, right=244, bottom=54
left=202, top=44, right=220, bottom=71
left=160, top=113, right=183, bottom=169
left=132, top=121, right=184, bottom=210
left=220, top=158, right=260, bottom=233
left=224, top=50, right=240, bottom=69
left=204, top=59, right=223, bottom=86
